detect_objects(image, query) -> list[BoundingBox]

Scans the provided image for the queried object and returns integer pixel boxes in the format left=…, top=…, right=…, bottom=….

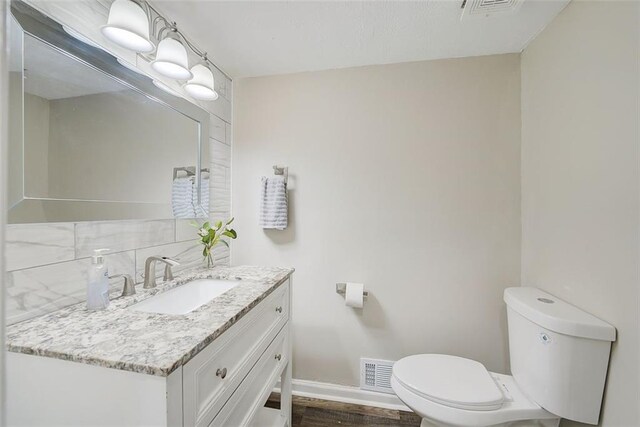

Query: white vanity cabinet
left=6, top=279, right=292, bottom=427
left=182, top=280, right=292, bottom=427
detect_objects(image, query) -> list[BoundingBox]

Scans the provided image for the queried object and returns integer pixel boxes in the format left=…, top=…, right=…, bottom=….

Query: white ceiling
left=155, top=0, right=570, bottom=78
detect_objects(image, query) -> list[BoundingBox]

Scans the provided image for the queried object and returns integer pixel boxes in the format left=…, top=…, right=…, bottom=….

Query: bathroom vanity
left=6, top=266, right=294, bottom=427
left=5, top=4, right=293, bottom=425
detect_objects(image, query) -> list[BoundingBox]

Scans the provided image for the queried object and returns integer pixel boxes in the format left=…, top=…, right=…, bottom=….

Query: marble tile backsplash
left=6, top=223, right=76, bottom=271
left=75, top=219, right=175, bottom=258
left=6, top=219, right=230, bottom=326
left=7, top=251, right=135, bottom=325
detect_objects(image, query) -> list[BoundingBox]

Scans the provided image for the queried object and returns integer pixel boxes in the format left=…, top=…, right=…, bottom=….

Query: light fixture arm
left=153, top=16, right=177, bottom=43
left=157, top=22, right=180, bottom=45
left=180, top=35, right=205, bottom=59
left=136, top=0, right=230, bottom=80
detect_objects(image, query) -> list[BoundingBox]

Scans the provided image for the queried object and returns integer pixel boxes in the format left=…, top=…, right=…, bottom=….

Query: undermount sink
left=131, top=279, right=239, bottom=315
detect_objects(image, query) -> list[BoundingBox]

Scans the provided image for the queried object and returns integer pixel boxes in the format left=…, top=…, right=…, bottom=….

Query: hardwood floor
left=265, top=393, right=422, bottom=427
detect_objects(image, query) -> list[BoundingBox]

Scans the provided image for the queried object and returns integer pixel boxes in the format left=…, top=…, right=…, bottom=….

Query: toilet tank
left=504, top=287, right=616, bottom=425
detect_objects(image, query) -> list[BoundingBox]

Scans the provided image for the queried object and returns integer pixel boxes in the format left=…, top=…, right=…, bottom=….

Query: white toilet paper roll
left=345, top=282, right=364, bottom=308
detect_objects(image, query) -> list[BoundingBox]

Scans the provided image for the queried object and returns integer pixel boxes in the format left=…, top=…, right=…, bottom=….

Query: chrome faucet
left=143, top=256, right=180, bottom=289
left=109, top=274, right=136, bottom=297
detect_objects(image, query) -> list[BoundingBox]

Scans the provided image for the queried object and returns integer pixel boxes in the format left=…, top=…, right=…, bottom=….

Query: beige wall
left=232, top=54, right=521, bottom=385
left=521, top=1, right=639, bottom=426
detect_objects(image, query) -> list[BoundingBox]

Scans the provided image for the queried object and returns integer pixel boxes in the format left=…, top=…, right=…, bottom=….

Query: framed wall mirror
left=8, top=1, right=210, bottom=224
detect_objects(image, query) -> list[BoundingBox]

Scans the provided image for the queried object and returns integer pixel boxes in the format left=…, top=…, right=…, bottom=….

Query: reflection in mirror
left=7, top=12, right=209, bottom=223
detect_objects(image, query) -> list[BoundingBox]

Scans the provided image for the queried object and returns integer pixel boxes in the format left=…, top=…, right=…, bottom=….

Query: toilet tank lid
left=504, top=287, right=616, bottom=342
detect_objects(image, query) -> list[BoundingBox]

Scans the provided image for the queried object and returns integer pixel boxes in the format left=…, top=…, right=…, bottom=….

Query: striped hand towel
left=172, top=177, right=196, bottom=218
left=192, top=174, right=210, bottom=213
left=259, top=176, right=288, bottom=230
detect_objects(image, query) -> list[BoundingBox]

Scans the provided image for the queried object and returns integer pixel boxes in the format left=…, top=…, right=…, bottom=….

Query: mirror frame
left=9, top=0, right=210, bottom=223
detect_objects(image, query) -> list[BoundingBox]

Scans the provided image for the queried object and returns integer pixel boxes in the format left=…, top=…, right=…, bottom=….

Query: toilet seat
left=391, top=354, right=560, bottom=427
left=393, top=354, right=504, bottom=411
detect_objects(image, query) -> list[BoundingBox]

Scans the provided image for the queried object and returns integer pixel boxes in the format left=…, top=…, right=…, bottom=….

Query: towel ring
left=273, top=165, right=288, bottom=184
left=173, top=166, right=210, bottom=180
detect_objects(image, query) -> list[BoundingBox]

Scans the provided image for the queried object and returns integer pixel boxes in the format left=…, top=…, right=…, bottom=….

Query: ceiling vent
left=461, top=0, right=524, bottom=19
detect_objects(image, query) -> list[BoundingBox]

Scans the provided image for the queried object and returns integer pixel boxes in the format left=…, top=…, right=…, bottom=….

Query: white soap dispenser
left=87, top=248, right=110, bottom=311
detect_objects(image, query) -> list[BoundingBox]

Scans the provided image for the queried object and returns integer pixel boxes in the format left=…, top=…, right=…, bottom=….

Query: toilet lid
left=392, top=354, right=504, bottom=411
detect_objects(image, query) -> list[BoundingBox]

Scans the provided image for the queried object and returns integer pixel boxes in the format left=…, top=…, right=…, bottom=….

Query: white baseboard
left=275, top=379, right=411, bottom=412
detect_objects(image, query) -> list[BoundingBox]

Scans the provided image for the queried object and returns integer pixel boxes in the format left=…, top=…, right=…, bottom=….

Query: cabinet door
left=210, top=324, right=290, bottom=427
left=183, top=280, right=290, bottom=427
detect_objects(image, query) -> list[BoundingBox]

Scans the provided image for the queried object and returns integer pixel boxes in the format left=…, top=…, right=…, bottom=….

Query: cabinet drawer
left=183, top=280, right=290, bottom=427
left=210, top=324, right=289, bottom=427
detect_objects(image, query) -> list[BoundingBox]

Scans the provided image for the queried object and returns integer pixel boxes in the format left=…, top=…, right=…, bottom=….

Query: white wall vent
left=360, top=358, right=395, bottom=394
left=461, top=0, right=524, bottom=19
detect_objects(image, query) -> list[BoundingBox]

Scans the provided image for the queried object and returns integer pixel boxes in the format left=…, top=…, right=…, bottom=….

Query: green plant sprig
left=191, top=218, right=237, bottom=268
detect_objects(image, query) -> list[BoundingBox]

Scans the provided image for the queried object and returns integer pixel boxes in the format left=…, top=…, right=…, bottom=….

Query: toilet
left=391, top=287, right=616, bottom=427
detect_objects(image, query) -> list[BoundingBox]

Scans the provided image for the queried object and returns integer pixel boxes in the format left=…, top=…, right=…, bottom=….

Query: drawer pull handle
left=275, top=354, right=282, bottom=361
left=216, top=368, right=227, bottom=379
left=275, top=306, right=283, bottom=313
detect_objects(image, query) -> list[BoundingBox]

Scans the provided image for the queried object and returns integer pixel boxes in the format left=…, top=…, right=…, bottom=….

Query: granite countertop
left=5, top=265, right=294, bottom=377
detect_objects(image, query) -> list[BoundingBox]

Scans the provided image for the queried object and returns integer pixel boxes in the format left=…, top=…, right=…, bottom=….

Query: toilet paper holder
left=336, top=283, right=369, bottom=297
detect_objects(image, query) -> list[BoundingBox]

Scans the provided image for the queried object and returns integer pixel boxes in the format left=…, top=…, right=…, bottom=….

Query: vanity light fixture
left=151, top=27, right=193, bottom=80
left=184, top=57, right=218, bottom=101
left=101, top=0, right=155, bottom=53
left=98, top=0, right=229, bottom=101
left=152, top=79, right=182, bottom=97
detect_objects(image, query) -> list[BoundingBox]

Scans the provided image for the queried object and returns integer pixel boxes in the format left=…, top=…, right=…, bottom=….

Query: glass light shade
left=151, top=37, right=192, bottom=80
left=153, top=79, right=182, bottom=97
left=100, top=0, right=154, bottom=53
left=184, top=64, right=218, bottom=100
